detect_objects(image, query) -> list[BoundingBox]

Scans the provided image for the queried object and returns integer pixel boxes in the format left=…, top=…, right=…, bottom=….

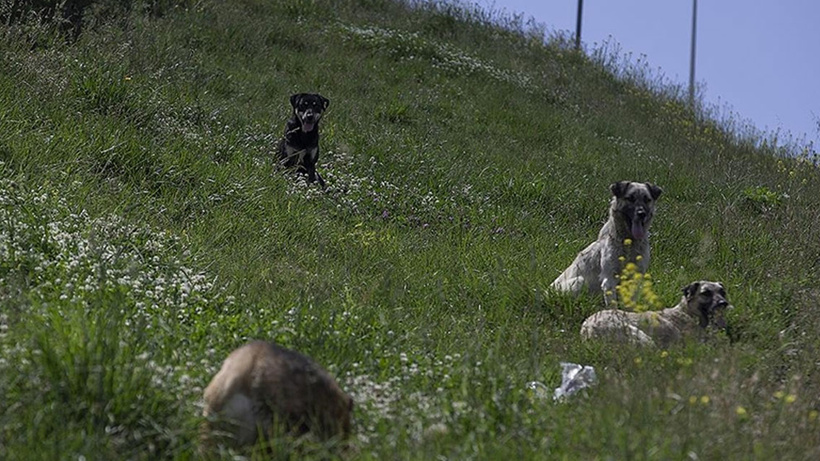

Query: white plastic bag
left=553, top=362, right=596, bottom=401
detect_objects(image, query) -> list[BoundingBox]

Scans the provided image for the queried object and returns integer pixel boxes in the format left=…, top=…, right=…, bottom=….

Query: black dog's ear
left=290, top=93, right=305, bottom=108
left=320, top=95, right=330, bottom=110
left=610, top=181, right=630, bottom=198
left=683, top=281, right=700, bottom=300
left=647, top=183, right=663, bottom=200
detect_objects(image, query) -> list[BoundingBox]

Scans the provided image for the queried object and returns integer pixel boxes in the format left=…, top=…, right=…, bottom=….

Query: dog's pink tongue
left=302, top=121, right=315, bottom=132
left=631, top=221, right=647, bottom=240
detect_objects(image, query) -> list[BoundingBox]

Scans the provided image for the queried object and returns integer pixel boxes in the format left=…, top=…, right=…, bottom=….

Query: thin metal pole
left=575, top=0, right=583, bottom=50
left=688, top=0, right=697, bottom=108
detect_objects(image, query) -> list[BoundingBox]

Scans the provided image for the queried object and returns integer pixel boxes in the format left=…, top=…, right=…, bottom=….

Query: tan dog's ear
left=647, top=183, right=663, bottom=200
left=610, top=181, right=631, bottom=198
left=683, top=282, right=700, bottom=300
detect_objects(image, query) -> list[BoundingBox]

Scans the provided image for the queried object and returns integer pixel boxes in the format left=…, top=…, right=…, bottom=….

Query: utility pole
left=575, top=0, right=583, bottom=50
left=689, top=0, right=697, bottom=108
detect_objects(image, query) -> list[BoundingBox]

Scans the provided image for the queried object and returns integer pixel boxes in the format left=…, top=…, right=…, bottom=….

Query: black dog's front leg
left=306, top=164, right=317, bottom=184
left=304, top=162, right=325, bottom=189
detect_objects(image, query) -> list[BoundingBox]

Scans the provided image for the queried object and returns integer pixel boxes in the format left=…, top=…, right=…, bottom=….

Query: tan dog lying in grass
left=551, top=181, right=662, bottom=306
left=201, top=341, right=353, bottom=450
left=580, top=281, right=731, bottom=347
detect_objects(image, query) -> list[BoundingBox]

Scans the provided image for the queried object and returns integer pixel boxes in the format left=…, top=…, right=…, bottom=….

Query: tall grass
left=2, top=0, right=820, bottom=459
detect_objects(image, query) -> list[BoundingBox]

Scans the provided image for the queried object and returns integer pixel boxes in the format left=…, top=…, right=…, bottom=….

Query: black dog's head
left=683, top=281, right=732, bottom=329
left=290, top=93, right=329, bottom=133
left=610, top=181, right=663, bottom=241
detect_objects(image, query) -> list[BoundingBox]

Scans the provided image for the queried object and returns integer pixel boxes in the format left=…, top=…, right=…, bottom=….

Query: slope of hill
left=2, top=0, right=819, bottom=459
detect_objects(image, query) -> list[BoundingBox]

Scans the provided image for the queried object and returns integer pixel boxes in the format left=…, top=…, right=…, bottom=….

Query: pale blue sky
left=485, top=0, right=820, bottom=151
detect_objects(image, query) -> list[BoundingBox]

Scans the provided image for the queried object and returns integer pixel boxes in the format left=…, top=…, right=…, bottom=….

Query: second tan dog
left=580, top=281, right=732, bottom=347
left=201, top=341, right=353, bottom=449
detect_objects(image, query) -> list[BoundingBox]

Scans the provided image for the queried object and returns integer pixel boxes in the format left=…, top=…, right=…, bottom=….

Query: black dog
left=277, top=93, right=329, bottom=189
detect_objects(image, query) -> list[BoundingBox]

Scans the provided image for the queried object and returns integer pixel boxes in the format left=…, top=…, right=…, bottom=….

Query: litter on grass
left=526, top=362, right=597, bottom=402
left=553, top=362, right=597, bottom=401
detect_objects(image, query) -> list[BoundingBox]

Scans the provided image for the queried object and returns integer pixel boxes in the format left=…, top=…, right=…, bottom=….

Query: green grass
left=2, top=0, right=820, bottom=459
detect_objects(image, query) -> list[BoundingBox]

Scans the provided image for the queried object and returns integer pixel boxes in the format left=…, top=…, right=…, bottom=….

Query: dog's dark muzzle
left=300, top=109, right=319, bottom=123
left=710, top=299, right=730, bottom=329
left=299, top=110, right=320, bottom=132
left=627, top=207, right=650, bottom=240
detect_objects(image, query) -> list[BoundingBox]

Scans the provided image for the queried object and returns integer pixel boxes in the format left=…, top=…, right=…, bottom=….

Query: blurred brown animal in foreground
left=201, top=341, right=353, bottom=450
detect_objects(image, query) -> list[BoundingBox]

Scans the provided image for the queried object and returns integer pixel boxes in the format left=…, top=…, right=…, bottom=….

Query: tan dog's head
left=682, top=281, right=731, bottom=329
left=610, top=181, right=663, bottom=241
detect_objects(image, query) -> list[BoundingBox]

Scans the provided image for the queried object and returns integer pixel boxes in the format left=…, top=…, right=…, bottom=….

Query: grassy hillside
left=2, top=0, right=820, bottom=459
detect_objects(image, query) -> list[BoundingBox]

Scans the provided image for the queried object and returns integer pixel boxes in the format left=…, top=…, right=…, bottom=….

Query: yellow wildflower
left=614, top=259, right=661, bottom=313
